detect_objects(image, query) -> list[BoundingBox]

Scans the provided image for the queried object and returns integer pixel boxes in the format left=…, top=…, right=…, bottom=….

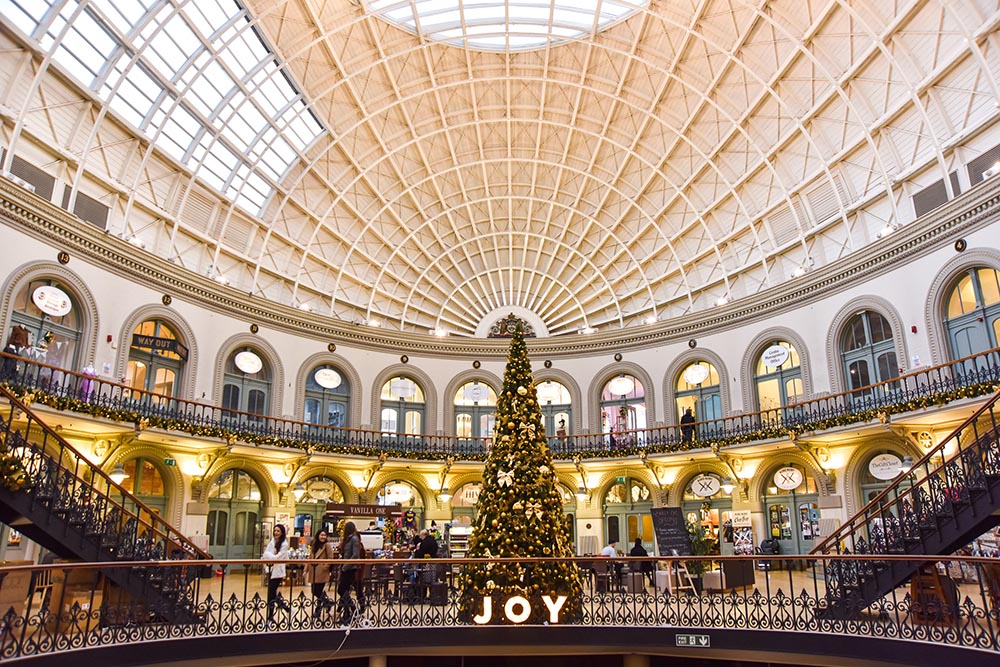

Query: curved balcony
left=0, top=556, right=997, bottom=666
left=1, top=348, right=998, bottom=462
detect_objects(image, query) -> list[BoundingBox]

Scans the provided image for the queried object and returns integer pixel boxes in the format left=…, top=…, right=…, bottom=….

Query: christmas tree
left=458, top=320, right=584, bottom=624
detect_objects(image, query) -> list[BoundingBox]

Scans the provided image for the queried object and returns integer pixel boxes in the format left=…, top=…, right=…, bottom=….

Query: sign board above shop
left=325, top=503, right=401, bottom=518
left=773, top=466, right=803, bottom=491
left=868, top=453, right=903, bottom=480
left=690, top=474, right=721, bottom=497
left=760, top=344, right=789, bottom=368
left=32, top=285, right=73, bottom=317
left=131, top=334, right=189, bottom=361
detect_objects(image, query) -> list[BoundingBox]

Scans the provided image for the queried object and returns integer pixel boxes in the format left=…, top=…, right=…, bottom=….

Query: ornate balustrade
left=1, top=348, right=999, bottom=461
left=0, top=555, right=997, bottom=664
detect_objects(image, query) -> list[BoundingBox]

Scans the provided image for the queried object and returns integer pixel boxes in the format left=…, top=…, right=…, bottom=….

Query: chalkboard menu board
left=650, top=507, right=691, bottom=556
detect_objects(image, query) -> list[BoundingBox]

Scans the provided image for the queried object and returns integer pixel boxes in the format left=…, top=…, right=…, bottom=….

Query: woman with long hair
left=261, top=523, right=290, bottom=623
left=336, top=521, right=366, bottom=624
left=307, top=529, right=336, bottom=618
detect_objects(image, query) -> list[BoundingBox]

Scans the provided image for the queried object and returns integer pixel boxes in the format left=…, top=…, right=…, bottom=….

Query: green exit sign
left=675, top=634, right=710, bottom=647
left=164, top=458, right=176, bottom=466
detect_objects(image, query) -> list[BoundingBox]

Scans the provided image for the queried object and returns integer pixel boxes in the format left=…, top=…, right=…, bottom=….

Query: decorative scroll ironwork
left=0, top=556, right=996, bottom=661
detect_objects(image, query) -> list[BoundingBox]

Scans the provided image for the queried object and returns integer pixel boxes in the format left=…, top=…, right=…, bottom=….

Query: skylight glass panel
left=9, top=0, right=327, bottom=216
left=91, top=0, right=151, bottom=30
left=366, top=0, right=647, bottom=51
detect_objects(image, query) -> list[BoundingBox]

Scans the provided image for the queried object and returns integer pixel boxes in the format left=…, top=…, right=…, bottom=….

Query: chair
left=592, top=559, right=618, bottom=593
left=756, top=539, right=780, bottom=570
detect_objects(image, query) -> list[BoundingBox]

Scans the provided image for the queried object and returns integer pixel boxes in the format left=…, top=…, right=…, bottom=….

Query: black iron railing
left=810, top=389, right=1000, bottom=617
left=0, top=555, right=997, bottom=661
left=0, top=385, right=211, bottom=563
left=1, top=347, right=999, bottom=461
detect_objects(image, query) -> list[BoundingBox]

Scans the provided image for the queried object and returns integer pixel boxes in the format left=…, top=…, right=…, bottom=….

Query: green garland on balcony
left=0, top=430, right=30, bottom=492
left=5, top=379, right=999, bottom=463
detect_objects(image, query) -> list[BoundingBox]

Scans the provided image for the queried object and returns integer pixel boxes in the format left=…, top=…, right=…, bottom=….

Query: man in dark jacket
left=413, top=529, right=437, bottom=558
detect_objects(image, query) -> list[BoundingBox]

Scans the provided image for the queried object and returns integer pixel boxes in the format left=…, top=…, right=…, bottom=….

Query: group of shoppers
left=261, top=521, right=366, bottom=626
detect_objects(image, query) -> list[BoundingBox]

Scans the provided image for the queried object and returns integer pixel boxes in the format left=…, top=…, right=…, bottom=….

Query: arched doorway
left=7, top=277, right=83, bottom=382
left=222, top=347, right=273, bottom=424
left=602, top=476, right=653, bottom=553
left=761, top=463, right=819, bottom=557
left=293, top=476, right=345, bottom=540
left=674, top=361, right=722, bottom=438
left=453, top=381, right=497, bottom=442
left=600, top=375, right=647, bottom=449
left=943, top=267, right=1000, bottom=369
left=754, top=341, right=803, bottom=422
left=841, top=311, right=899, bottom=400
left=379, top=377, right=426, bottom=436
left=303, top=365, right=351, bottom=429
left=681, top=473, right=732, bottom=556
left=126, top=319, right=187, bottom=398
left=536, top=380, right=572, bottom=450
left=117, top=457, right=168, bottom=526
left=206, top=469, right=263, bottom=560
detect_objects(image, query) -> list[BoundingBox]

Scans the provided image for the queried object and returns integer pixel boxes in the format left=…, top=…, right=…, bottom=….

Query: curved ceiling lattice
left=3, top=0, right=998, bottom=337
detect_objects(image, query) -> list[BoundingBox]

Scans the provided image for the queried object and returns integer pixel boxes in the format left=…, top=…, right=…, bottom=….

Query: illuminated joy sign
left=473, top=595, right=568, bottom=624
left=32, top=285, right=72, bottom=317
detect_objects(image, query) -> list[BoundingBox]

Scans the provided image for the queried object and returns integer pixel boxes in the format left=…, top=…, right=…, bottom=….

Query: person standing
left=680, top=408, right=696, bottom=443
left=261, top=524, right=290, bottom=624
left=337, top=521, right=366, bottom=625
left=306, top=530, right=336, bottom=618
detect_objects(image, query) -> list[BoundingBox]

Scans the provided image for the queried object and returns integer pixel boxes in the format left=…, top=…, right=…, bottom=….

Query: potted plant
left=685, top=520, right=718, bottom=592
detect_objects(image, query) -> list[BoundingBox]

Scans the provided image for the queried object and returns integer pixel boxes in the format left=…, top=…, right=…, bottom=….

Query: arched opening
left=206, top=469, right=263, bottom=560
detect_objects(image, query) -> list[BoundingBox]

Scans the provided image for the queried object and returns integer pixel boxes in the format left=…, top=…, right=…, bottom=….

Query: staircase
left=0, top=385, right=210, bottom=624
left=811, top=389, right=1000, bottom=619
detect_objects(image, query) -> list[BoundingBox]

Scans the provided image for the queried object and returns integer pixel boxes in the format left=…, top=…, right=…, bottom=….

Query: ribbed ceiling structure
left=2, top=1, right=999, bottom=337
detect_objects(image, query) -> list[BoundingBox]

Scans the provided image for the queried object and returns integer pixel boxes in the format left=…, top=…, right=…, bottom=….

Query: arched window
left=127, top=319, right=187, bottom=398
left=754, top=341, right=803, bottom=415
left=119, top=456, right=167, bottom=525
left=841, top=311, right=898, bottom=394
left=675, top=361, right=722, bottom=434
left=453, top=381, right=497, bottom=440
left=222, top=348, right=272, bottom=422
left=536, top=380, right=572, bottom=446
left=600, top=374, right=646, bottom=448
left=7, top=278, right=83, bottom=377
left=944, top=267, right=1000, bottom=361
left=304, top=365, right=351, bottom=428
left=380, top=376, right=426, bottom=435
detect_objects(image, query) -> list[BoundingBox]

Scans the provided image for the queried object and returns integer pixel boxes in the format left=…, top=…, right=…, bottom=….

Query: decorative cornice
left=3, top=175, right=999, bottom=359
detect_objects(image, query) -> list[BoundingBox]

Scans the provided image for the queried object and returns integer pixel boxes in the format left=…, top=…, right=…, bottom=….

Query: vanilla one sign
left=473, top=595, right=568, bottom=624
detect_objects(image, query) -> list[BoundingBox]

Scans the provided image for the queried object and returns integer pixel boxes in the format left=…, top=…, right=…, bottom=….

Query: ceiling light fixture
left=109, top=463, right=129, bottom=485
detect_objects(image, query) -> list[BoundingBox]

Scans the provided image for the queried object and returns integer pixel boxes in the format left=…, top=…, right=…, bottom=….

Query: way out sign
left=676, top=633, right=710, bottom=647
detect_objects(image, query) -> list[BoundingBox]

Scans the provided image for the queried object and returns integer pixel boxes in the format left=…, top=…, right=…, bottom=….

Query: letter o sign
left=504, top=596, right=531, bottom=624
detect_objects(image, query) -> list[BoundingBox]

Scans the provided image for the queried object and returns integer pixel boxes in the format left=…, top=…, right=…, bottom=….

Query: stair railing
left=0, top=384, right=210, bottom=562
left=812, top=387, right=1000, bottom=558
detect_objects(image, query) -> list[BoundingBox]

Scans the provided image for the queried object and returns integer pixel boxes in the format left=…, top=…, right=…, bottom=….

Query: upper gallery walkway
left=1, top=347, right=997, bottom=462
